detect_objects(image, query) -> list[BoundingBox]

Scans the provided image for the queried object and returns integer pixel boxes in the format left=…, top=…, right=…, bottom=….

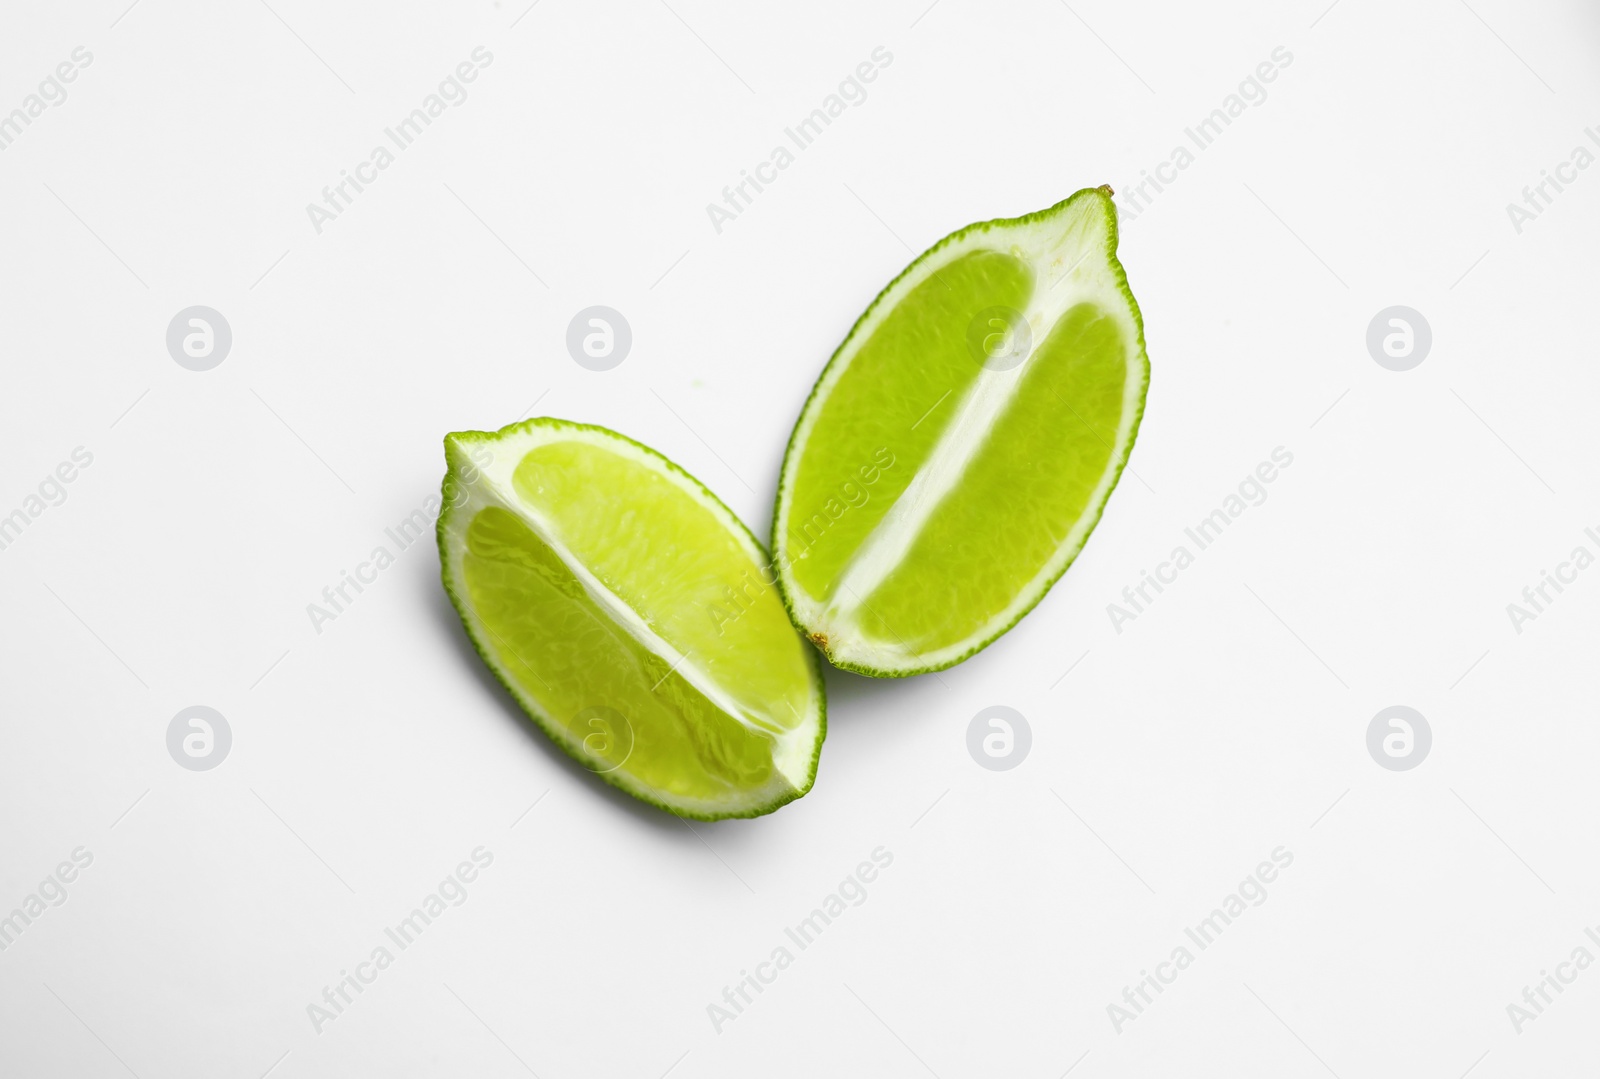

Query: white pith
left=440, top=421, right=821, bottom=813
left=776, top=193, right=1146, bottom=673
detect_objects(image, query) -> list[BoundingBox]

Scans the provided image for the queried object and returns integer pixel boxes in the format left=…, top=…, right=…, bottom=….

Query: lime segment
left=439, top=419, right=825, bottom=819
left=510, top=441, right=809, bottom=733
left=772, top=187, right=1148, bottom=675
left=853, top=302, right=1130, bottom=653
left=784, top=250, right=1034, bottom=599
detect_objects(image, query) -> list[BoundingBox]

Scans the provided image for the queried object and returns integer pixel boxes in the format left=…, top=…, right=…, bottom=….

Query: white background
left=2, top=0, right=1598, bottom=1075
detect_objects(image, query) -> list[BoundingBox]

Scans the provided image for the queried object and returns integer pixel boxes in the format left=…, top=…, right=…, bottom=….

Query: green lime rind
left=438, top=416, right=826, bottom=820
left=770, top=186, right=1150, bottom=677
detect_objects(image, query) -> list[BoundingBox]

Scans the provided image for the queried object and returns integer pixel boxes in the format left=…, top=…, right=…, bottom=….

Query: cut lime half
left=772, top=187, right=1149, bottom=676
left=438, top=418, right=825, bottom=819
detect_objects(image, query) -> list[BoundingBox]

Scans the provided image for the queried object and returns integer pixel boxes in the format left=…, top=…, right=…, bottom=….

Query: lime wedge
left=772, top=187, right=1148, bottom=676
left=438, top=418, right=825, bottom=819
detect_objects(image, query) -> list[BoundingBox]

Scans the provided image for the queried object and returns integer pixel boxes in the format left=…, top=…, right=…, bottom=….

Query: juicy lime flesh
left=463, top=504, right=781, bottom=803
left=852, top=302, right=1127, bottom=652
left=774, top=189, right=1147, bottom=674
left=510, top=441, right=810, bottom=733
left=784, top=250, right=1034, bottom=599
